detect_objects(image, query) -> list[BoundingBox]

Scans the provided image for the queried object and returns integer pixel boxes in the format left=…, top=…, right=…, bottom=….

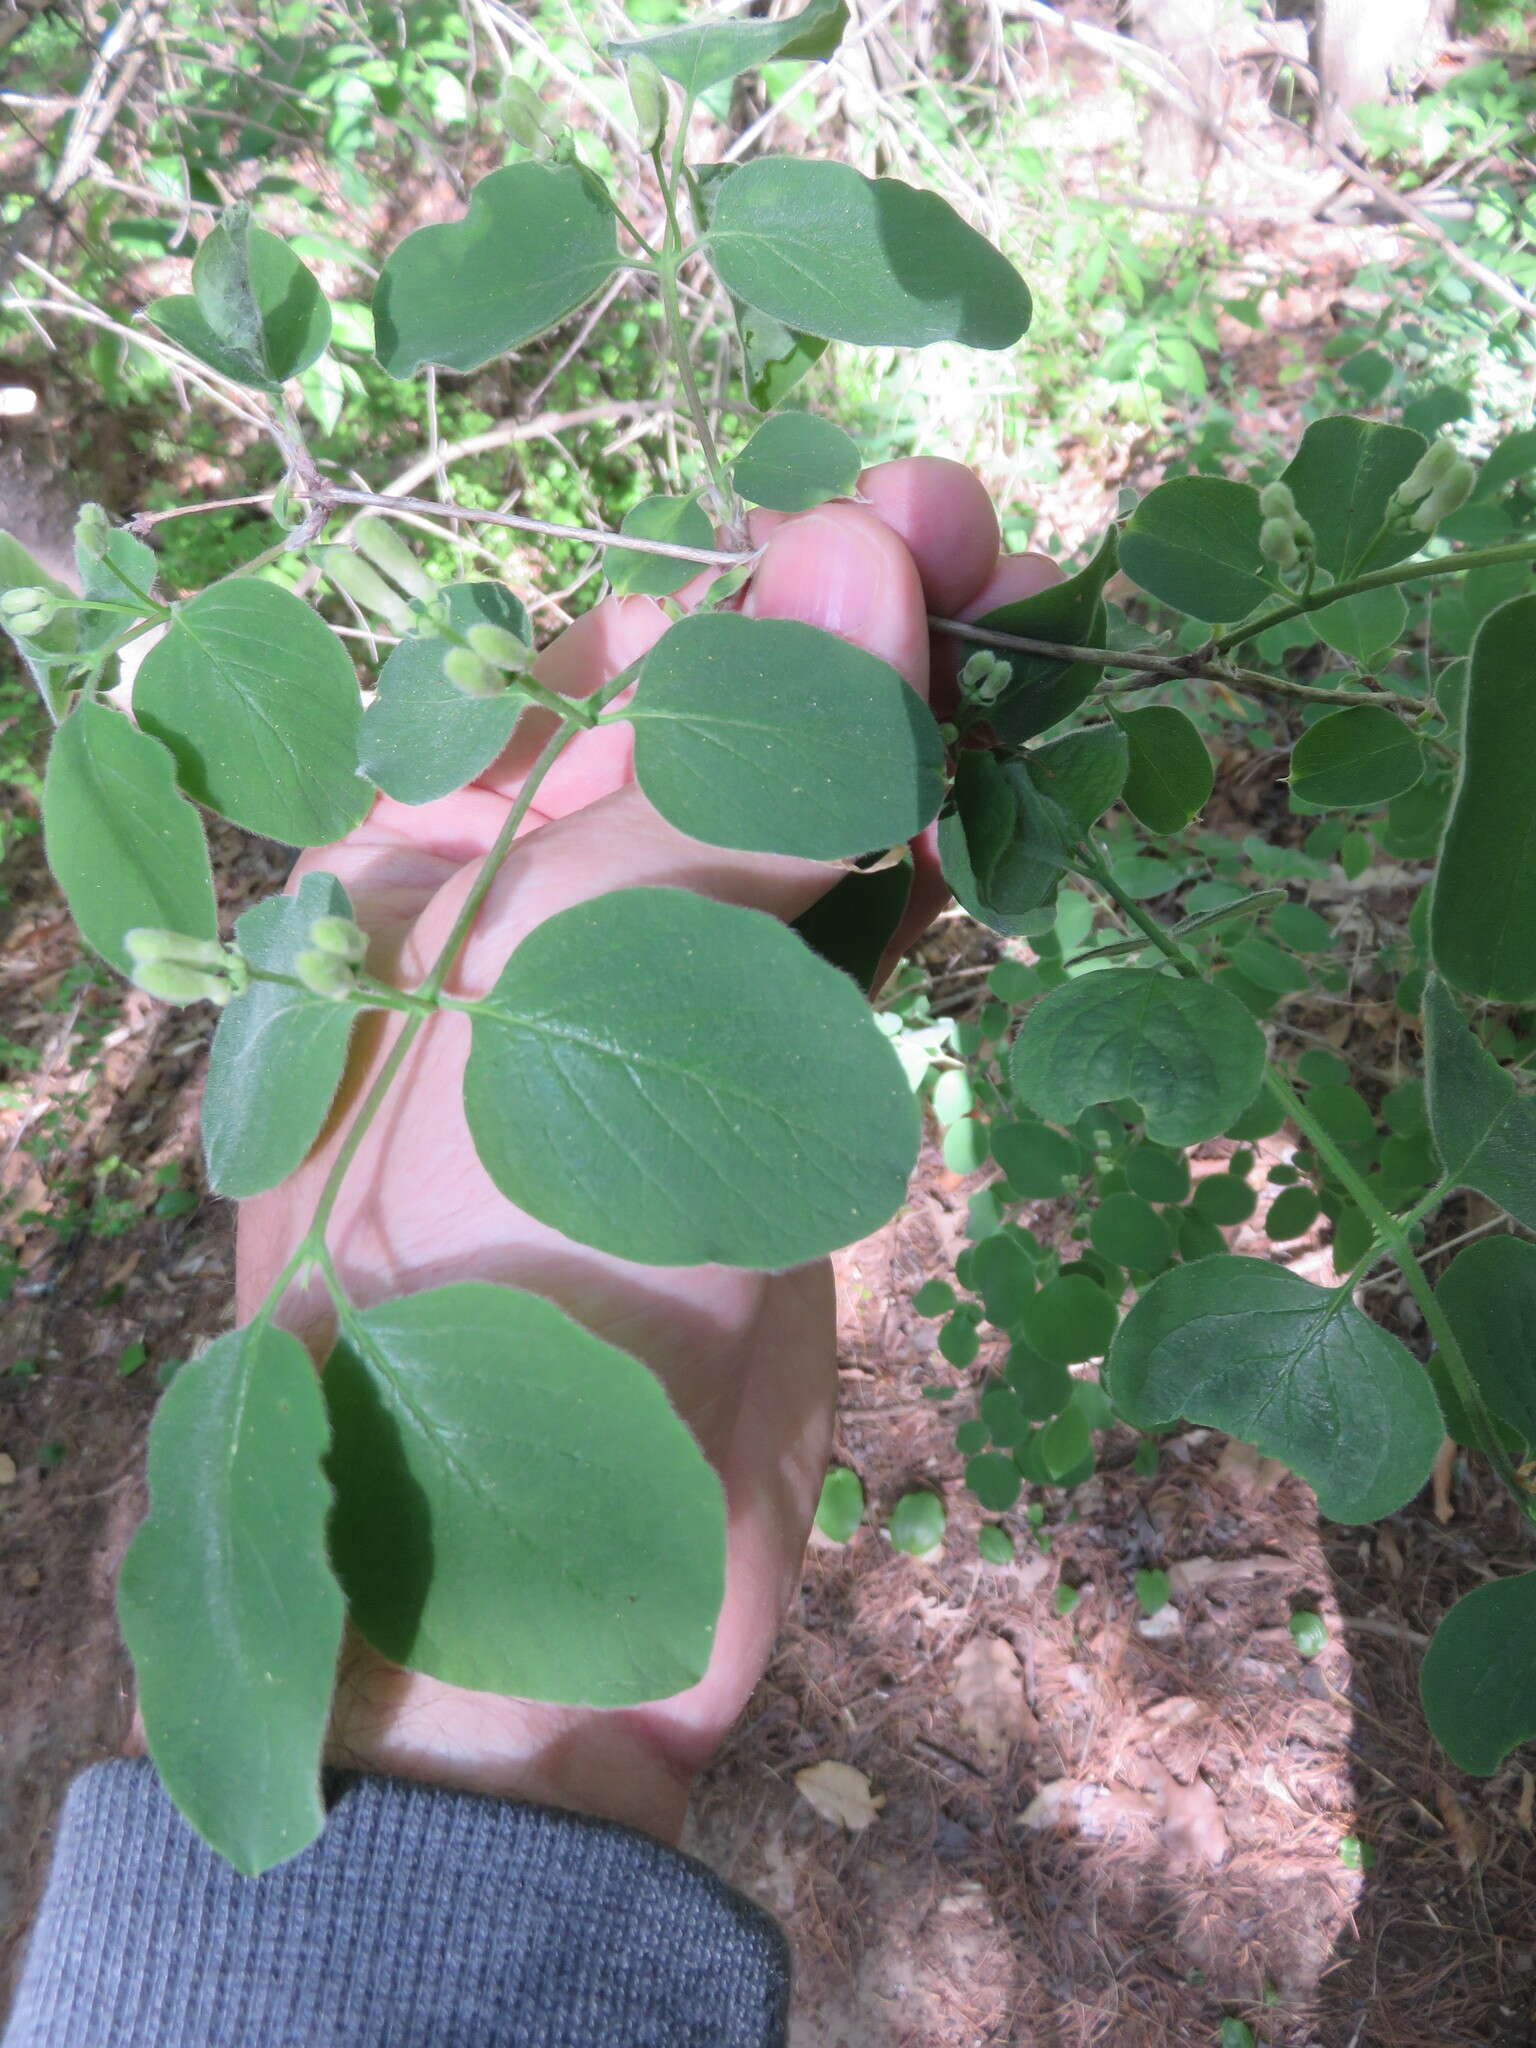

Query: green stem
left=1207, top=538, right=1536, bottom=659
left=1078, top=841, right=1529, bottom=1509
left=259, top=714, right=583, bottom=1313
left=650, top=139, right=734, bottom=515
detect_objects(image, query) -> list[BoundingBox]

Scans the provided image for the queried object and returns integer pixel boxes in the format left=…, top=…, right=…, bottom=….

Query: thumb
left=741, top=499, right=931, bottom=699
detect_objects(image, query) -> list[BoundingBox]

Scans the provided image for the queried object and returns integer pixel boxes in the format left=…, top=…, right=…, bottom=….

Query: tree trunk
left=1314, top=0, right=1456, bottom=146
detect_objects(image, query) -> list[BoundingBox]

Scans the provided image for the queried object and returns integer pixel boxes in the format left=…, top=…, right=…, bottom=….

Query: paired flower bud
left=295, top=914, right=369, bottom=999
left=1256, top=481, right=1314, bottom=572
left=627, top=55, right=668, bottom=152
left=443, top=646, right=509, bottom=698
left=1, top=585, right=58, bottom=637
left=958, top=648, right=1012, bottom=706
left=1392, top=440, right=1477, bottom=533
left=125, top=928, right=242, bottom=1007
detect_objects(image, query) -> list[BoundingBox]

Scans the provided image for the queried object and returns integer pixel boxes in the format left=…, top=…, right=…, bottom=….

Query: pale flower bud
left=1258, top=481, right=1298, bottom=521
left=628, top=54, right=668, bottom=151
left=464, top=622, right=532, bottom=670
left=443, top=647, right=507, bottom=698
left=295, top=948, right=357, bottom=1001
left=1, top=585, right=57, bottom=633
left=1393, top=437, right=1460, bottom=509
left=308, top=915, right=368, bottom=963
left=1259, top=516, right=1300, bottom=569
left=1410, top=457, right=1477, bottom=532
left=958, top=649, right=1012, bottom=704
left=131, top=960, right=232, bottom=1006
left=125, top=928, right=228, bottom=970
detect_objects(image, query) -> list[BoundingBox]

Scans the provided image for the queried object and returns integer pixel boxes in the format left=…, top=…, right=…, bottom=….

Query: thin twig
left=318, top=485, right=752, bottom=567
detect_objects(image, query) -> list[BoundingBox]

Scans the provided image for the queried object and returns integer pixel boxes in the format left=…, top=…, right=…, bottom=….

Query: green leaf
left=1289, top=704, right=1424, bottom=811
left=42, top=704, right=218, bottom=975
left=1289, top=1609, right=1328, bottom=1658
left=913, top=1279, right=956, bottom=1317
left=959, top=529, right=1117, bottom=743
left=605, top=495, right=714, bottom=598
left=1228, top=935, right=1309, bottom=995
left=1115, top=705, right=1213, bottom=833
left=358, top=582, right=528, bottom=804
left=1269, top=901, right=1332, bottom=953
left=202, top=874, right=358, bottom=1198
left=1019, top=1275, right=1116, bottom=1366
left=149, top=222, right=331, bottom=390
left=1279, top=415, right=1428, bottom=577
left=1423, top=978, right=1536, bottom=1229
left=888, top=1489, right=945, bottom=1557
left=1107, top=1255, right=1442, bottom=1522
left=1134, top=1567, right=1170, bottom=1618
left=609, top=0, right=847, bottom=94
left=117, top=1324, right=343, bottom=1875
left=74, top=504, right=158, bottom=639
left=937, top=751, right=1068, bottom=936
left=1436, top=1236, right=1536, bottom=1444
left=1010, top=970, right=1266, bottom=1148
left=736, top=303, right=828, bottom=412
left=1420, top=1572, right=1536, bottom=1775
left=977, top=1523, right=1014, bottom=1565
left=1027, top=726, right=1128, bottom=830
left=625, top=610, right=942, bottom=860
left=1118, top=477, right=1270, bottom=623
left=966, top=1451, right=1021, bottom=1511
left=1265, top=1184, right=1319, bottom=1240
left=815, top=1464, right=864, bottom=1543
left=731, top=411, right=861, bottom=512
left=1090, top=1192, right=1172, bottom=1270
left=1192, top=1172, right=1256, bottom=1225
left=790, top=856, right=911, bottom=995
left=374, top=162, right=621, bottom=378
left=1039, top=1404, right=1093, bottom=1479
left=705, top=158, right=1031, bottom=350
left=972, top=1231, right=1034, bottom=1327
left=324, top=1283, right=724, bottom=1702
left=136, top=579, right=369, bottom=846
left=1008, top=1341, right=1072, bottom=1418
left=1123, top=1143, right=1190, bottom=1204
left=464, top=887, right=917, bottom=1267
left=1311, top=585, right=1407, bottom=665
left=1431, top=595, right=1536, bottom=1002
left=989, top=1120, right=1080, bottom=1198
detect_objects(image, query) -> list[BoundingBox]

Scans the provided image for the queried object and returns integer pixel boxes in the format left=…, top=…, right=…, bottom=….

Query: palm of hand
left=234, top=460, right=1054, bottom=1834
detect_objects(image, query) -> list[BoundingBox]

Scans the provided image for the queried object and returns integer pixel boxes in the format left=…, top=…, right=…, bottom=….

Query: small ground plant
left=7, top=1, right=1536, bottom=1873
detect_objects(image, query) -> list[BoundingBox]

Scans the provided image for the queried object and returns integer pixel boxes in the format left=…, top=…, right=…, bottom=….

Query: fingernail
left=745, top=510, right=890, bottom=640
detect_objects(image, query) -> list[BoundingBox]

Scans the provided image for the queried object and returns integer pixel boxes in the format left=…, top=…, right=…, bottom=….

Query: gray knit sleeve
left=4, top=1760, right=789, bottom=2048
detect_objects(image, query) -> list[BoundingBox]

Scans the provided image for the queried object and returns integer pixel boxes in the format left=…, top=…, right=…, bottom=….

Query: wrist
left=326, top=1639, right=696, bottom=1843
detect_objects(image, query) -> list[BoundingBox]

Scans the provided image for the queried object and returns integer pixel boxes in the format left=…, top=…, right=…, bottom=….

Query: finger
left=856, top=455, right=1003, bottom=616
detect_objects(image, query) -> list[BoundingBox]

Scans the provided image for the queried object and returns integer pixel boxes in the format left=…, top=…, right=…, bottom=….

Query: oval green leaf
left=1019, top=1274, right=1117, bottom=1366
left=1423, top=977, right=1536, bottom=1230
left=1436, top=1235, right=1536, bottom=1444
left=732, top=411, right=861, bottom=512
left=42, top=703, right=217, bottom=974
left=1027, top=725, right=1128, bottom=831
left=117, top=1324, right=344, bottom=1875
left=374, top=161, right=621, bottom=378
left=1090, top=1191, right=1172, bottom=1270
left=358, top=582, right=528, bottom=804
left=705, top=157, right=1031, bottom=350
left=815, top=1464, right=864, bottom=1543
left=888, top=1489, right=946, bottom=1557
left=1115, top=704, right=1213, bottom=833
left=605, top=495, right=714, bottom=598
left=989, top=1119, right=1081, bottom=1198
left=937, top=751, right=1068, bottom=936
left=1431, top=595, right=1536, bottom=1002
left=609, top=0, right=846, bottom=94
left=1010, top=969, right=1266, bottom=1148
left=324, top=1283, right=724, bottom=1703
left=625, top=610, right=944, bottom=860
left=202, top=873, right=358, bottom=1199
left=463, top=886, right=918, bottom=1267
left=149, top=223, right=331, bottom=390
left=1118, top=477, right=1270, bottom=623
left=1279, top=415, right=1428, bottom=578
left=1310, top=585, right=1407, bottom=665
left=1107, top=1254, right=1442, bottom=1522
left=1290, top=704, right=1424, bottom=811
left=135, top=579, right=370, bottom=845
left=1420, top=1572, right=1536, bottom=1776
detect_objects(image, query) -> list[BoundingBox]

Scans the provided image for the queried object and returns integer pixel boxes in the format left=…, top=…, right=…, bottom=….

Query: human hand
left=236, top=456, right=1058, bottom=1842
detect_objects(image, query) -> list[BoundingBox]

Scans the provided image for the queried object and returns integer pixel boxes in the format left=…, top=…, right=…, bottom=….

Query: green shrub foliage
left=15, top=0, right=1536, bottom=1871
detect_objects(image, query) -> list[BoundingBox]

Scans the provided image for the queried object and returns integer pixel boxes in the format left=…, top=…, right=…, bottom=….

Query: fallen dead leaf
left=1142, top=1694, right=1204, bottom=1727
left=1432, top=1437, right=1457, bottom=1524
left=1169, top=1554, right=1292, bottom=1598
left=1018, top=1779, right=1158, bottom=1837
left=951, top=1634, right=1039, bottom=1766
left=1259, top=1764, right=1302, bottom=1811
left=795, top=1760, right=885, bottom=1831
left=1154, top=1766, right=1230, bottom=1871
left=1136, top=1602, right=1182, bottom=1641
left=1436, top=1780, right=1481, bottom=1871
left=1214, top=1437, right=1288, bottom=1500
left=1376, top=1525, right=1405, bottom=1579
left=1519, top=1771, right=1534, bottom=1834
left=0, top=1453, right=16, bottom=1487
